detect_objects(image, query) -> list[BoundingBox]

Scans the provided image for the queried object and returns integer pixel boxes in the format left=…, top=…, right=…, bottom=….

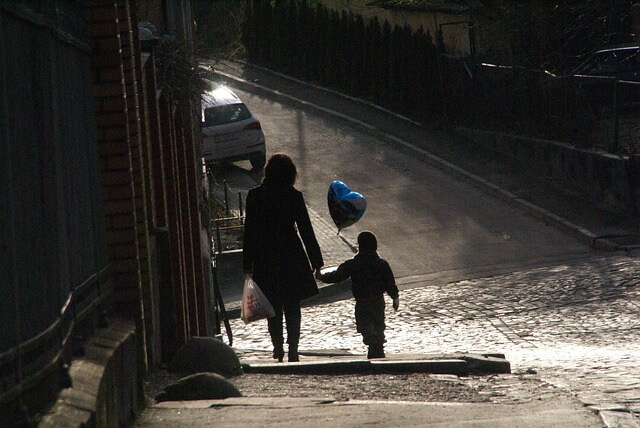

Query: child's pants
left=355, top=295, right=386, bottom=346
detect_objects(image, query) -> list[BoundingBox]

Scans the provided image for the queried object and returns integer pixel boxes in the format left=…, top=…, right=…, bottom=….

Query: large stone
left=155, top=373, right=242, bottom=402
left=169, top=337, right=241, bottom=376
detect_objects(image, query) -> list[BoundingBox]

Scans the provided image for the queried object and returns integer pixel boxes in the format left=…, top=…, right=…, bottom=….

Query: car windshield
left=202, top=103, right=251, bottom=127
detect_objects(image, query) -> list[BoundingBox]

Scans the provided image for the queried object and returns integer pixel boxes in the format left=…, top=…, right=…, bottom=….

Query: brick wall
left=86, top=0, right=210, bottom=369
left=86, top=0, right=143, bottom=322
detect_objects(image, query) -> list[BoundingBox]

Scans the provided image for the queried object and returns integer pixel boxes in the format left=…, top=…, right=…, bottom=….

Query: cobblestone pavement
left=229, top=250, right=640, bottom=420
left=212, top=173, right=640, bottom=418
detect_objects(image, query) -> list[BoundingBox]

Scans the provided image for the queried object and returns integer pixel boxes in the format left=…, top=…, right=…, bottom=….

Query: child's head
left=357, top=231, right=377, bottom=253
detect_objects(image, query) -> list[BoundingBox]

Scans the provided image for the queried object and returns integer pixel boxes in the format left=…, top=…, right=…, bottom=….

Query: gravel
left=232, top=373, right=488, bottom=402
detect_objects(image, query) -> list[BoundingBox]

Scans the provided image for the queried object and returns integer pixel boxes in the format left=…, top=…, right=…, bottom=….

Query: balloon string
left=337, top=232, right=358, bottom=254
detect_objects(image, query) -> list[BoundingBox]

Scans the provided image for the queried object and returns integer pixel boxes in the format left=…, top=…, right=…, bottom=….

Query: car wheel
left=250, top=155, right=266, bottom=170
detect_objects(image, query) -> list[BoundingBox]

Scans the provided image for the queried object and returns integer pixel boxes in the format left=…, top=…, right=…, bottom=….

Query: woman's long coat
left=242, top=183, right=324, bottom=304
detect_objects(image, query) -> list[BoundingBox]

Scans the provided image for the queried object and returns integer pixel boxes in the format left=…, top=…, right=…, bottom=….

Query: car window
left=594, top=48, right=639, bottom=73
left=615, top=49, right=639, bottom=72
left=202, top=103, right=251, bottom=127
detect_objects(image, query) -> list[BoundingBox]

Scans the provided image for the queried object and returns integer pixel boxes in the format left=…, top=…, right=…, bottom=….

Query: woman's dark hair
left=357, top=231, right=377, bottom=252
left=263, top=153, right=297, bottom=186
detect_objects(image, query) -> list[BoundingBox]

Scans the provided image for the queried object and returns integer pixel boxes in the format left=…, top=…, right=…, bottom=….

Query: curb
left=457, top=354, right=511, bottom=375
left=242, top=359, right=468, bottom=376
left=221, top=60, right=422, bottom=127
left=241, top=353, right=510, bottom=377
left=209, top=67, right=622, bottom=253
left=584, top=404, right=640, bottom=428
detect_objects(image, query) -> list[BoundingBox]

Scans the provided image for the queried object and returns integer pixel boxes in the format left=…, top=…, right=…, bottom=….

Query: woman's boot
left=367, top=343, right=385, bottom=359
left=268, top=314, right=285, bottom=362
left=288, top=343, right=299, bottom=362
left=273, top=343, right=285, bottom=362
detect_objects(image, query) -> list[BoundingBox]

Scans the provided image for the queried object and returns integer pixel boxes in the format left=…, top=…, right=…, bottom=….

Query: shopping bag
left=241, top=275, right=275, bottom=324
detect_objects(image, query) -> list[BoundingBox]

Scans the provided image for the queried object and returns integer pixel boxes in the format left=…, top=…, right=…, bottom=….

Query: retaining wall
left=455, top=127, right=636, bottom=215
left=40, top=319, right=138, bottom=427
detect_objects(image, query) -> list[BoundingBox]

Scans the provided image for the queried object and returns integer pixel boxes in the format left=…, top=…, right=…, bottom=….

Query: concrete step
left=241, top=353, right=510, bottom=376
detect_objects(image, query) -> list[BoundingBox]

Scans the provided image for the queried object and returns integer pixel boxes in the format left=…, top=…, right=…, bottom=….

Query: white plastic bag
left=241, top=275, right=275, bottom=324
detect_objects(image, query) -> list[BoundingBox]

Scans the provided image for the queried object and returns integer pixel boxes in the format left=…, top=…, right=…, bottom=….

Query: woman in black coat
left=243, top=154, right=324, bottom=362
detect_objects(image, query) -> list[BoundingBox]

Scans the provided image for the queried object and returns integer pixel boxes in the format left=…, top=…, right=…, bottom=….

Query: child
left=319, top=231, right=399, bottom=359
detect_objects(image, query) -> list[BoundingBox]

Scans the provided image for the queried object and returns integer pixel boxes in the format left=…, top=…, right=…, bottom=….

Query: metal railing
left=201, top=174, right=240, bottom=345
left=441, top=57, right=640, bottom=155
left=0, top=266, right=110, bottom=414
left=211, top=180, right=245, bottom=254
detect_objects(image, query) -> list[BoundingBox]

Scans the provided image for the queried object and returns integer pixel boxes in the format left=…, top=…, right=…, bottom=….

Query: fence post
left=223, top=180, right=230, bottom=217
left=238, top=192, right=243, bottom=218
left=511, top=62, right=519, bottom=128
left=571, top=76, right=578, bottom=144
left=437, top=53, right=447, bottom=120
left=215, top=222, right=222, bottom=253
left=613, top=80, right=620, bottom=154
left=434, top=17, right=447, bottom=120
left=96, top=272, right=108, bottom=328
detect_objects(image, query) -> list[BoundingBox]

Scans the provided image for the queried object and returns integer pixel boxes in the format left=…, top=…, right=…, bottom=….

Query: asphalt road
left=214, top=86, right=594, bottom=281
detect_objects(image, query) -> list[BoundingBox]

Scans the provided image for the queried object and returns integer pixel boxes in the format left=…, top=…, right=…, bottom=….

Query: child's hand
left=392, top=297, right=400, bottom=311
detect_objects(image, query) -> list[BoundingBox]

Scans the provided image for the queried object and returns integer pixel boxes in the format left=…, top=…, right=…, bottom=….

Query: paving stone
left=40, top=401, right=93, bottom=427
left=600, top=410, right=640, bottom=428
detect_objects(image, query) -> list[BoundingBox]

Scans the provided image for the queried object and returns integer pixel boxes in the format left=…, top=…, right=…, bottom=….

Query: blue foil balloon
left=327, top=181, right=367, bottom=231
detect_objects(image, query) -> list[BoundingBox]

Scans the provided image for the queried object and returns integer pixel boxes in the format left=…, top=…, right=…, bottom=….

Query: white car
left=201, top=86, right=266, bottom=169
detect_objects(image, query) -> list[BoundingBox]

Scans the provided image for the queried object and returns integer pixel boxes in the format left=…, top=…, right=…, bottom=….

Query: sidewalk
left=139, top=347, right=601, bottom=428
left=139, top=353, right=601, bottom=427
left=139, top=396, right=600, bottom=427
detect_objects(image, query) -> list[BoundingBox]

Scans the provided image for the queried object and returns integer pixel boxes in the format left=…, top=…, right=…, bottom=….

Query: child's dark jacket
left=322, top=252, right=398, bottom=300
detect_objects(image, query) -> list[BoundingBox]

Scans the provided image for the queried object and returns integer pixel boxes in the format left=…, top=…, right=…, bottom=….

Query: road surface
left=214, top=86, right=594, bottom=284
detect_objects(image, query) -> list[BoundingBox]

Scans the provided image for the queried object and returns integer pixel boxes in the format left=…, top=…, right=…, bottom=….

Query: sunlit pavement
left=223, top=191, right=640, bottom=418
left=229, top=250, right=640, bottom=417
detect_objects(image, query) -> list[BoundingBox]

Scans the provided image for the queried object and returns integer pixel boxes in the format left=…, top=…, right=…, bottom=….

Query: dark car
left=574, top=44, right=640, bottom=81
